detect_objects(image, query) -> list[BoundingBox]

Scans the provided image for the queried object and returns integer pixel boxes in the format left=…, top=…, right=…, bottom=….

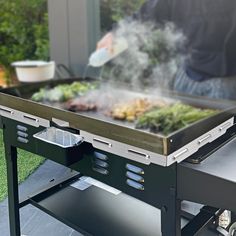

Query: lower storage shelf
left=30, top=180, right=162, bottom=236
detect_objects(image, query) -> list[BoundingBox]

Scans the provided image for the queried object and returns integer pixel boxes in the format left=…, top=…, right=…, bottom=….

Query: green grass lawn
left=0, top=130, right=45, bottom=201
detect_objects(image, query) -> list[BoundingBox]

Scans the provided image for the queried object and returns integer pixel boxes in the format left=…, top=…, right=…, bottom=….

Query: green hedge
left=0, top=0, right=144, bottom=83
left=0, top=0, right=49, bottom=83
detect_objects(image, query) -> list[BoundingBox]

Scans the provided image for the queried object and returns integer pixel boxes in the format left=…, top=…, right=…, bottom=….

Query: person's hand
left=96, top=33, right=114, bottom=53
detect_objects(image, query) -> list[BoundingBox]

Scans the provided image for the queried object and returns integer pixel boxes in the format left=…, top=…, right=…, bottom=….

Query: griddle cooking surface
left=1, top=78, right=235, bottom=155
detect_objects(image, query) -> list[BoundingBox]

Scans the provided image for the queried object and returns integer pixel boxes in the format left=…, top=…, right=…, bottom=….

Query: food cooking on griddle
left=110, top=98, right=166, bottom=122
left=31, top=82, right=96, bottom=102
left=65, top=98, right=97, bottom=112
left=136, top=103, right=218, bottom=135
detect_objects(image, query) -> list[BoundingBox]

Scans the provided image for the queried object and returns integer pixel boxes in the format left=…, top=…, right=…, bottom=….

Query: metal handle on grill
left=198, top=134, right=211, bottom=144
left=173, top=148, right=188, bottom=160
left=0, top=107, right=14, bottom=115
left=128, top=149, right=150, bottom=160
left=93, top=138, right=112, bottom=148
left=23, top=115, right=39, bottom=124
left=219, top=122, right=231, bottom=131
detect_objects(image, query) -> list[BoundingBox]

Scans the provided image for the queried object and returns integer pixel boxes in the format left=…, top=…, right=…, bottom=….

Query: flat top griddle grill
left=2, top=78, right=236, bottom=236
left=0, top=78, right=235, bottom=166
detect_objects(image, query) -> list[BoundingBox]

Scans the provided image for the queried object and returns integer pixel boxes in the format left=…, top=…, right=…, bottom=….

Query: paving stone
left=0, top=206, right=10, bottom=236
left=21, top=208, right=74, bottom=236
left=0, top=160, right=83, bottom=236
left=70, top=230, right=85, bottom=236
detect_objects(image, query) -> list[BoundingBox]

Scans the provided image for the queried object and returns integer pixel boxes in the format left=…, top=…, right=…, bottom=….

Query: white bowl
left=12, top=61, right=56, bottom=83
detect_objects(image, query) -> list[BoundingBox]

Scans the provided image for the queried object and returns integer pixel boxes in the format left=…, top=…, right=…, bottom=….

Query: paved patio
left=0, top=160, right=83, bottom=236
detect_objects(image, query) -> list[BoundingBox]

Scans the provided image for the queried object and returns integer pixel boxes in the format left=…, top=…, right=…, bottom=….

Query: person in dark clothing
left=97, top=0, right=236, bottom=99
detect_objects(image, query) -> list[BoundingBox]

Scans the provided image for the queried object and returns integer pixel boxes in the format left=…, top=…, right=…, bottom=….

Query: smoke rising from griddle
left=102, top=20, right=186, bottom=91
left=70, top=85, right=149, bottom=110
left=66, top=20, right=186, bottom=110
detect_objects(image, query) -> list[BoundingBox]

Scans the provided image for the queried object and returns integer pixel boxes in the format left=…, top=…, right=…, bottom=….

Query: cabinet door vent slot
left=126, top=171, right=144, bottom=183
left=94, top=152, right=108, bottom=161
left=92, top=152, right=109, bottom=175
left=17, top=125, right=29, bottom=144
left=126, top=179, right=144, bottom=191
left=126, top=164, right=144, bottom=175
left=92, top=167, right=109, bottom=175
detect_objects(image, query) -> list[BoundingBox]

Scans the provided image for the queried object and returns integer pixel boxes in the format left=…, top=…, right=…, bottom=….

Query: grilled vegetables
left=31, top=82, right=96, bottom=102
left=110, top=98, right=165, bottom=122
left=136, top=103, right=217, bottom=135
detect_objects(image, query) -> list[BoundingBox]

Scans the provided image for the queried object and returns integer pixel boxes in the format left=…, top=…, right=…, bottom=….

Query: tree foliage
left=0, top=0, right=49, bottom=82
left=100, top=0, right=145, bottom=31
left=0, top=0, right=143, bottom=83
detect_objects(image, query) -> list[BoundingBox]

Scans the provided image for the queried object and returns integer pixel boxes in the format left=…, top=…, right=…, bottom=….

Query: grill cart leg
left=161, top=199, right=181, bottom=236
left=4, top=143, right=21, bottom=236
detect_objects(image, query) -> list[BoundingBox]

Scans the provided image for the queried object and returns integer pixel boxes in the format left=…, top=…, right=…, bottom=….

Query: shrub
left=0, top=0, right=49, bottom=84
